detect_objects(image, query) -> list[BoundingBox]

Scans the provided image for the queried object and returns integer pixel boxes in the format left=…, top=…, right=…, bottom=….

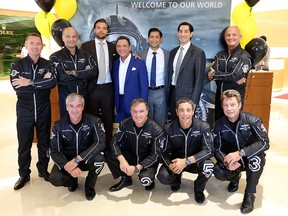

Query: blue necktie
left=150, top=52, right=157, bottom=88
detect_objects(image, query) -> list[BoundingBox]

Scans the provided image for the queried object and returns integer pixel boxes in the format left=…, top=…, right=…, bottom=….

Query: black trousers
left=213, top=153, right=266, bottom=194
left=16, top=97, right=51, bottom=177
left=157, top=159, right=214, bottom=192
left=86, top=83, right=114, bottom=144
left=105, top=150, right=158, bottom=187
left=50, top=154, right=105, bottom=188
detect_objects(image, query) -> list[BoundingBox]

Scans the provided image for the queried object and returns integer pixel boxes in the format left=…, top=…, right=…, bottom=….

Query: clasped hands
left=64, top=159, right=82, bottom=178
left=169, top=158, right=186, bottom=174
left=224, top=151, right=241, bottom=171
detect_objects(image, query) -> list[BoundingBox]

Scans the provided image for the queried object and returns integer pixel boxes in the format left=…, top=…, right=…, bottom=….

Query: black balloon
left=35, top=0, right=56, bottom=12
left=245, top=38, right=268, bottom=66
left=245, top=0, right=260, bottom=7
left=51, top=19, right=72, bottom=47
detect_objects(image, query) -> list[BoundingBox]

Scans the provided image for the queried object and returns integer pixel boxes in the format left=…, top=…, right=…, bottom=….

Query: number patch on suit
left=248, top=156, right=261, bottom=172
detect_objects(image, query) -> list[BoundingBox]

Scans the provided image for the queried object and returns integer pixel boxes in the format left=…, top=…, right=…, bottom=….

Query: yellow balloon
left=54, top=0, right=77, bottom=20
left=232, top=2, right=255, bottom=25
left=239, top=17, right=258, bottom=48
left=35, top=11, right=56, bottom=39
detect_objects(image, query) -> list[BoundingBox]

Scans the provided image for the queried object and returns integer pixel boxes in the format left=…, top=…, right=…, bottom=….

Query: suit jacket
left=80, top=40, right=117, bottom=93
left=138, top=48, right=170, bottom=96
left=112, top=55, right=149, bottom=114
left=167, top=43, right=206, bottom=105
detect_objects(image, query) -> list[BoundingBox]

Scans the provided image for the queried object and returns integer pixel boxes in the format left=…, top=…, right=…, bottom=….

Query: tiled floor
left=0, top=79, right=287, bottom=216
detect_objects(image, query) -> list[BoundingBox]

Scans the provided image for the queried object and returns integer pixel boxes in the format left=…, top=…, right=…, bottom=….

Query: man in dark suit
left=80, top=18, right=117, bottom=144
left=112, top=36, right=149, bottom=123
left=138, top=28, right=170, bottom=128
left=167, top=22, right=206, bottom=120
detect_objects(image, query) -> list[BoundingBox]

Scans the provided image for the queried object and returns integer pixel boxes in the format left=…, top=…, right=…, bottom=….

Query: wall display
left=0, top=15, right=39, bottom=77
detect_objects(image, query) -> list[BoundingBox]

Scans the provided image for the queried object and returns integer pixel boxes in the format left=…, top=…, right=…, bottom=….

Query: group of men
left=10, top=19, right=269, bottom=214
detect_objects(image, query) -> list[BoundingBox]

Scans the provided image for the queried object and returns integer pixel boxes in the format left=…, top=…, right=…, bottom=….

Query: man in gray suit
left=138, top=28, right=170, bottom=127
left=167, top=22, right=206, bottom=120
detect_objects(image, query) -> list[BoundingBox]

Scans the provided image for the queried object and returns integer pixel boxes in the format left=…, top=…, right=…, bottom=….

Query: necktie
left=175, top=46, right=184, bottom=84
left=150, top=52, right=157, bottom=88
left=98, top=42, right=106, bottom=83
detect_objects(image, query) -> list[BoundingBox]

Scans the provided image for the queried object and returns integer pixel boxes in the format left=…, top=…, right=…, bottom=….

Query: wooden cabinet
left=243, top=71, right=273, bottom=132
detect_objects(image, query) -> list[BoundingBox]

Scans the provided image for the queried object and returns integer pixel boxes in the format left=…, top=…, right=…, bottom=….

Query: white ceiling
left=0, top=0, right=288, bottom=13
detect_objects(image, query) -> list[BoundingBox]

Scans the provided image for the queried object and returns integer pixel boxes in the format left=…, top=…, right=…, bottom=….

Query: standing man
left=157, top=98, right=214, bottom=204
left=80, top=18, right=117, bottom=144
left=167, top=22, right=206, bottom=120
left=138, top=28, right=170, bottom=128
left=10, top=33, right=56, bottom=190
left=50, top=27, right=98, bottom=118
left=213, top=89, right=269, bottom=214
left=208, top=26, right=252, bottom=121
left=50, top=93, right=106, bottom=201
left=112, top=36, right=148, bottom=123
left=106, top=98, right=164, bottom=191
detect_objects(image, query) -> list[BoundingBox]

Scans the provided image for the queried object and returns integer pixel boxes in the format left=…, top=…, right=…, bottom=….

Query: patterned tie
left=98, top=42, right=106, bottom=83
left=150, top=52, right=157, bottom=88
left=174, top=46, right=184, bottom=84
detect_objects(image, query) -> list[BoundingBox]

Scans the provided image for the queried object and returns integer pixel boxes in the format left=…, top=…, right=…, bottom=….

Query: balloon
left=35, top=11, right=56, bottom=39
left=54, top=0, right=77, bottom=20
left=238, top=16, right=258, bottom=48
left=51, top=19, right=72, bottom=47
left=35, top=0, right=56, bottom=12
left=232, top=2, right=254, bottom=24
left=245, top=0, right=260, bottom=8
left=245, top=38, right=268, bottom=66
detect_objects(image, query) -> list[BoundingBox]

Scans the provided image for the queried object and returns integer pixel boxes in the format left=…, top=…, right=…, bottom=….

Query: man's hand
left=236, top=77, right=246, bottom=85
left=70, top=167, right=83, bottom=178
left=169, top=158, right=186, bottom=174
left=64, top=159, right=78, bottom=173
left=208, top=68, right=215, bottom=81
left=117, top=155, right=131, bottom=175
left=224, top=151, right=241, bottom=171
left=44, top=72, right=52, bottom=78
left=12, top=76, right=30, bottom=88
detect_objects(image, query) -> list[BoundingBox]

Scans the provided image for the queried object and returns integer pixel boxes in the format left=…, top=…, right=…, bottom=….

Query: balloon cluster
left=245, top=37, right=268, bottom=66
left=231, top=0, right=260, bottom=48
left=34, top=0, right=77, bottom=46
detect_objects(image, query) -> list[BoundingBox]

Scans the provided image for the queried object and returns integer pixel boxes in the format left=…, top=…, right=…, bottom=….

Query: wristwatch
left=134, top=165, right=140, bottom=175
left=239, top=149, right=246, bottom=158
left=68, top=70, right=73, bottom=75
left=185, top=158, right=192, bottom=166
left=28, top=80, right=34, bottom=86
left=74, top=157, right=81, bottom=164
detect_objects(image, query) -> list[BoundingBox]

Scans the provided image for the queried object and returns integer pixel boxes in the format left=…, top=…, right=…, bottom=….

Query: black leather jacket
left=50, top=46, right=98, bottom=95
left=50, top=113, right=106, bottom=169
left=161, top=118, right=214, bottom=166
left=212, top=44, right=252, bottom=92
left=213, top=112, right=270, bottom=163
left=109, top=118, right=164, bottom=169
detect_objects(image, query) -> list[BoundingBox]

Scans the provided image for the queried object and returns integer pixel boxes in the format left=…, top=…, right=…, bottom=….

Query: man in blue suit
left=112, top=36, right=149, bottom=123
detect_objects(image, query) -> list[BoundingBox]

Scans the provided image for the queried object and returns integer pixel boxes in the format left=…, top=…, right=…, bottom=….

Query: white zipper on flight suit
left=70, top=54, right=79, bottom=93
left=32, top=64, right=38, bottom=122
left=180, top=128, right=192, bottom=158
left=133, top=128, right=143, bottom=164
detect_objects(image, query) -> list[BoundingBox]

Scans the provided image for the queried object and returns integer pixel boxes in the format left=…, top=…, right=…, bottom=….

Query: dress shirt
left=95, top=38, right=112, bottom=84
left=146, top=47, right=165, bottom=87
left=119, top=54, right=131, bottom=95
left=171, top=42, right=190, bottom=85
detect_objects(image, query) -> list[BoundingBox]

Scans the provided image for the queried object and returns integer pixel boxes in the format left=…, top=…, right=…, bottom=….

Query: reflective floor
left=0, top=79, right=287, bottom=216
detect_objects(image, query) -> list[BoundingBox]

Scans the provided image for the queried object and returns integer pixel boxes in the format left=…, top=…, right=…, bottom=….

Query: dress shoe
left=14, top=176, right=30, bottom=190
left=68, top=178, right=78, bottom=192
left=38, top=171, right=50, bottom=182
left=85, top=186, right=96, bottom=201
left=228, top=173, right=242, bottom=192
left=109, top=176, right=132, bottom=192
left=194, top=190, right=205, bottom=204
left=171, top=184, right=181, bottom=192
left=145, top=182, right=155, bottom=191
left=241, top=193, right=255, bottom=214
